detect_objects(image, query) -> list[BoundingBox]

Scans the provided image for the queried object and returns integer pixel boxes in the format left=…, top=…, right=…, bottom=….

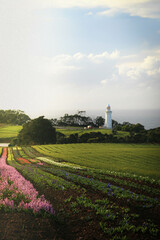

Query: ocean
left=46, top=108, right=160, bottom=130
left=87, top=109, right=160, bottom=130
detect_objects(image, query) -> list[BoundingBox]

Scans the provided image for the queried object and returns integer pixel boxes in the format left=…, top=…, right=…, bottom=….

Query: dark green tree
left=0, top=109, right=30, bottom=125
left=95, top=116, right=105, bottom=127
left=132, top=123, right=145, bottom=133
left=56, top=113, right=93, bottom=127
left=17, top=116, right=56, bottom=145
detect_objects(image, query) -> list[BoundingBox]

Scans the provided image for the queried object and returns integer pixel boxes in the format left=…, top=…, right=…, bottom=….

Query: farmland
left=56, top=127, right=129, bottom=138
left=0, top=124, right=129, bottom=143
left=0, top=124, right=22, bottom=142
left=0, top=144, right=160, bottom=239
left=33, top=143, right=160, bottom=179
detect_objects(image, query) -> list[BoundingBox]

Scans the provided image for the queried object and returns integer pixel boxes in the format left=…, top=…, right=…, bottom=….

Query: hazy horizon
left=19, top=108, right=160, bottom=130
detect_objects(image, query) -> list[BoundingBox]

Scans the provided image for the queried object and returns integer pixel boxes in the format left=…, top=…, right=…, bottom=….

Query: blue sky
left=33, top=8, right=160, bottom=55
left=0, top=0, right=160, bottom=118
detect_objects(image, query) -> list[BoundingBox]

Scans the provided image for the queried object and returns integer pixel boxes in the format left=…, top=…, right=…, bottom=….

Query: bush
left=15, top=116, right=56, bottom=145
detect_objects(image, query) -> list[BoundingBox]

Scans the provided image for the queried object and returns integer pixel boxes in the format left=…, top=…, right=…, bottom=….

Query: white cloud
left=73, top=52, right=85, bottom=60
left=97, top=8, right=119, bottom=17
left=87, top=50, right=120, bottom=64
left=1, top=46, right=160, bottom=114
left=2, top=0, right=159, bottom=19
left=34, top=0, right=160, bottom=19
left=0, top=0, right=160, bottom=117
left=30, top=50, right=160, bottom=100
left=117, top=54, right=160, bottom=80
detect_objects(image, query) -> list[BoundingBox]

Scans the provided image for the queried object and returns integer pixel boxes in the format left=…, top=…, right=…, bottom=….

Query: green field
left=33, top=143, right=160, bottom=179
left=0, top=124, right=22, bottom=138
left=56, top=127, right=112, bottom=136
left=0, top=125, right=128, bottom=139
left=56, top=127, right=129, bottom=138
left=1, top=144, right=160, bottom=239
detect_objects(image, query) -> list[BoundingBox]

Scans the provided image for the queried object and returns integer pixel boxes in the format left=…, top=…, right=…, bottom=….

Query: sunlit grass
left=33, top=143, right=160, bottom=179
left=0, top=125, right=22, bottom=138
left=56, top=128, right=129, bottom=137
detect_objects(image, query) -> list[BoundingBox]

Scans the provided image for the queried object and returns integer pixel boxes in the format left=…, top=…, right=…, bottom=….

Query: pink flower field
left=0, top=148, right=54, bottom=215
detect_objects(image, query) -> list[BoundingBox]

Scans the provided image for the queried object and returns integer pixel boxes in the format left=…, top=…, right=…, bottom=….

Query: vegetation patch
left=1, top=144, right=159, bottom=240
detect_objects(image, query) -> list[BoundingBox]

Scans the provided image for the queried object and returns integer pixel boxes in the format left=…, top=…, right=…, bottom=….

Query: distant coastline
left=89, top=109, right=160, bottom=130
left=33, top=108, right=160, bottom=130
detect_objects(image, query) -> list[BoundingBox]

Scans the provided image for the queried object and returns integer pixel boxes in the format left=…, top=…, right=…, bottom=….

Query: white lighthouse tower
left=104, top=104, right=112, bottom=129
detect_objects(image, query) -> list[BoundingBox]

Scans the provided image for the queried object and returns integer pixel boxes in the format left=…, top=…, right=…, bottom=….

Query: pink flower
left=0, top=148, right=54, bottom=215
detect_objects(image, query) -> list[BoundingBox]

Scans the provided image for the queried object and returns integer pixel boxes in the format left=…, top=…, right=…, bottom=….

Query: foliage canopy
left=11, top=116, right=56, bottom=145
left=0, top=110, right=30, bottom=125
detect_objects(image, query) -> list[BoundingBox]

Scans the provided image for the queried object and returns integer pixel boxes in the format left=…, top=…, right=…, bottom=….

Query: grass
left=33, top=143, right=160, bottom=179
left=56, top=127, right=129, bottom=138
left=0, top=124, right=22, bottom=142
left=0, top=125, right=128, bottom=140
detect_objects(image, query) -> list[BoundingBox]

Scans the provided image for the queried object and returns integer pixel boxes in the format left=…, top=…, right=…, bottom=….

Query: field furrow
left=2, top=144, right=159, bottom=240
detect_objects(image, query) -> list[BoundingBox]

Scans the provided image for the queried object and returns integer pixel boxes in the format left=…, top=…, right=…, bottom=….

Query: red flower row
left=17, top=158, right=31, bottom=164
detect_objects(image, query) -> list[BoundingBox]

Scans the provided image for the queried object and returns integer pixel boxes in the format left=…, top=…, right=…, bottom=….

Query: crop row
left=73, top=169, right=160, bottom=197
left=33, top=162, right=160, bottom=208
left=37, top=156, right=160, bottom=198
left=33, top=144, right=160, bottom=185
left=32, top=143, right=160, bottom=180
left=17, top=145, right=160, bottom=189
left=7, top=146, right=160, bottom=239
left=0, top=148, right=54, bottom=215
left=0, top=148, right=2, bottom=157
left=66, top=194, right=159, bottom=238
left=7, top=148, right=79, bottom=192
left=12, top=147, right=160, bottom=201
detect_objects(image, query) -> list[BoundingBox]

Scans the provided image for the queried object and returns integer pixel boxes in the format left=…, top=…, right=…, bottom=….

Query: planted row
left=0, top=148, right=54, bottom=215
left=13, top=147, right=160, bottom=203
left=34, top=163, right=160, bottom=207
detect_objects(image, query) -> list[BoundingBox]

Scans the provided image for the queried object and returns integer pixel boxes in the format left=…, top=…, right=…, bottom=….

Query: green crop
left=33, top=143, right=160, bottom=179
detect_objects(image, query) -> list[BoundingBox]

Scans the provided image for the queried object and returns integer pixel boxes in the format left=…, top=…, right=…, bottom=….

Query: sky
left=0, top=0, right=160, bottom=119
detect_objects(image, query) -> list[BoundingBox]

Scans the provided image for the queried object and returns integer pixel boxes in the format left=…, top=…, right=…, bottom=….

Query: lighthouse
left=104, top=104, right=112, bottom=129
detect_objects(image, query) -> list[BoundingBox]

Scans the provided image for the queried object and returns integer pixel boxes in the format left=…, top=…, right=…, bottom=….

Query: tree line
left=10, top=115, right=160, bottom=146
left=0, top=110, right=30, bottom=125
left=51, top=113, right=147, bottom=133
left=56, top=128, right=160, bottom=144
left=51, top=114, right=105, bottom=127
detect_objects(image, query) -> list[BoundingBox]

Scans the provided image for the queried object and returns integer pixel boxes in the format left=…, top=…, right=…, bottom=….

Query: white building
left=104, top=104, right=112, bottom=129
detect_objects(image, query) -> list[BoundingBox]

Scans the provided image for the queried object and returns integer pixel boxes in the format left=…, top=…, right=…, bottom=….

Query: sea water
left=88, top=109, right=160, bottom=130
left=47, top=109, right=160, bottom=130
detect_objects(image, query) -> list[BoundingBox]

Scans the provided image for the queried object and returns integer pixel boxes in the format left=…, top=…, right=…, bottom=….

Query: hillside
left=0, top=124, right=22, bottom=143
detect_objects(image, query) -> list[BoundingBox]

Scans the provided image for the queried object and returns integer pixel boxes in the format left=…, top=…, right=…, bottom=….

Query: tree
left=56, top=113, right=93, bottom=127
left=112, top=119, right=119, bottom=129
left=51, top=118, right=58, bottom=126
left=132, top=123, right=145, bottom=133
left=17, top=116, right=56, bottom=145
left=0, top=109, right=30, bottom=125
left=95, top=116, right=105, bottom=127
